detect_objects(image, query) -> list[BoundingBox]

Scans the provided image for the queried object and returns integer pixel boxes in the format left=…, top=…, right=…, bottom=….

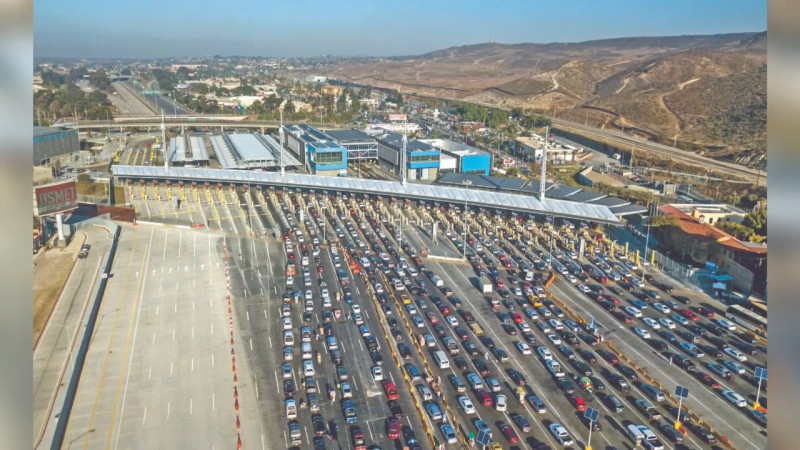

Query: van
left=626, top=424, right=645, bottom=446
left=359, top=257, right=370, bottom=268
left=605, top=394, right=625, bottom=413
left=432, top=350, right=449, bottom=369
left=283, top=331, right=295, bottom=346
left=641, top=384, right=665, bottom=402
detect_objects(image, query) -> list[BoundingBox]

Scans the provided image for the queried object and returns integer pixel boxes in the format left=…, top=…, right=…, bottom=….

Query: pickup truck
left=635, top=399, right=662, bottom=420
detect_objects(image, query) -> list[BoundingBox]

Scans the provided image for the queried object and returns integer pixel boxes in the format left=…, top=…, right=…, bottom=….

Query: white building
left=367, top=122, right=422, bottom=134
left=515, top=136, right=577, bottom=162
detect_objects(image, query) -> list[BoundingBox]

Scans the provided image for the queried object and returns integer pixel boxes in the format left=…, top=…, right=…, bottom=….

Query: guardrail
left=50, top=223, right=121, bottom=450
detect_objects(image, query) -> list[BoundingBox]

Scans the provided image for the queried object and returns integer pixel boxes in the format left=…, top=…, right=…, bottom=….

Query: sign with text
left=35, top=180, right=78, bottom=216
left=388, top=114, right=407, bottom=121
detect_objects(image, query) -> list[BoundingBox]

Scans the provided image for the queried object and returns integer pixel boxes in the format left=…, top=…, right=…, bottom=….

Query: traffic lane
left=431, top=261, right=608, bottom=450
left=548, top=279, right=766, bottom=449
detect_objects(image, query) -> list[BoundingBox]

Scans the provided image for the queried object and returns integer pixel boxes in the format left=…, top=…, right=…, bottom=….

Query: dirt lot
left=33, top=234, right=83, bottom=348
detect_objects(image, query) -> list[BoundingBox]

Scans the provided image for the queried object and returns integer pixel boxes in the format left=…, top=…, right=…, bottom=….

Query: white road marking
left=174, top=303, right=177, bottom=313
left=193, top=301, right=195, bottom=311
left=268, top=337, right=272, bottom=348
left=170, top=361, right=173, bottom=375
left=189, top=398, right=193, bottom=415
left=211, top=322, right=213, bottom=335
left=255, top=376, right=259, bottom=398
left=191, top=357, right=194, bottom=372
left=274, top=372, right=280, bottom=393
left=192, top=326, right=194, bottom=338
left=212, top=392, right=215, bottom=410
left=211, top=354, right=214, bottom=367
left=172, top=328, right=175, bottom=340
left=249, top=338, right=253, bottom=351
left=247, top=310, right=250, bottom=321
left=142, top=407, right=146, bottom=425
left=152, top=332, right=156, bottom=344
left=264, top=309, right=267, bottom=319
left=166, top=402, right=170, bottom=420
left=261, top=434, right=265, bottom=450
left=156, top=306, right=159, bottom=316
left=148, top=365, right=151, bottom=379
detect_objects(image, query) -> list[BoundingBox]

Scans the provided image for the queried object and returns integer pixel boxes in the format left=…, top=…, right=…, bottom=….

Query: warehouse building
left=326, top=129, right=378, bottom=161
left=282, top=124, right=347, bottom=176
left=34, top=126, right=80, bottom=166
left=209, top=133, right=301, bottom=171
left=420, top=138, right=492, bottom=176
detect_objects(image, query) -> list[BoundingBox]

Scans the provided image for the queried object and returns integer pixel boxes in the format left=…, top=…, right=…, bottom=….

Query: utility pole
left=161, top=109, right=168, bottom=172
left=539, top=126, right=548, bottom=202
left=279, top=109, right=285, bottom=175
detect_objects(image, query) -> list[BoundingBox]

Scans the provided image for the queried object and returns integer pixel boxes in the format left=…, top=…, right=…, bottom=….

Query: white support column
left=56, top=213, right=64, bottom=242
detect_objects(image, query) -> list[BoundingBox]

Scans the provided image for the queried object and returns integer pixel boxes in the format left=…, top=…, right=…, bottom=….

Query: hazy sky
left=34, top=0, right=767, bottom=58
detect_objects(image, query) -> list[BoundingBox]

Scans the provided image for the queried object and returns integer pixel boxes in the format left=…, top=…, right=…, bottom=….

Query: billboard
left=388, top=114, right=407, bottom=121
left=35, top=180, right=78, bottom=216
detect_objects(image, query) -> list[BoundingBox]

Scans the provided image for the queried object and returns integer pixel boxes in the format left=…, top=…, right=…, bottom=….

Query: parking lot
left=117, top=182, right=767, bottom=449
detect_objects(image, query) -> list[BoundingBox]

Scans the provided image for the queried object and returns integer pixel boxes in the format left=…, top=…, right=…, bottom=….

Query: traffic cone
left=235, top=398, right=239, bottom=411
left=237, top=435, right=242, bottom=449
left=236, top=416, right=241, bottom=431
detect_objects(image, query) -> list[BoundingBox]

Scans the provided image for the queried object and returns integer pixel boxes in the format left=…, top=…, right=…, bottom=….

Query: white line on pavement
left=170, top=361, right=173, bottom=375
left=189, top=398, right=192, bottom=415
left=142, top=407, right=146, bottom=425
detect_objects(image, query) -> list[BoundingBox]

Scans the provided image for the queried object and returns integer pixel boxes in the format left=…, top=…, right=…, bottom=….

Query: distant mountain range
left=325, top=32, right=766, bottom=168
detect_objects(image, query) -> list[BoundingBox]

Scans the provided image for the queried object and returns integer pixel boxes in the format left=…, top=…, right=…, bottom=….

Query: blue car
left=342, top=400, right=357, bottom=423
left=473, top=419, right=492, bottom=439
left=440, top=424, right=457, bottom=444
left=424, top=401, right=442, bottom=421
left=630, top=299, right=648, bottom=309
left=404, top=363, right=422, bottom=381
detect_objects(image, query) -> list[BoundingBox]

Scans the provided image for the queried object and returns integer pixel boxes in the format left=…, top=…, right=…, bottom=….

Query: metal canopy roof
left=226, top=133, right=275, bottom=162
left=113, top=165, right=620, bottom=224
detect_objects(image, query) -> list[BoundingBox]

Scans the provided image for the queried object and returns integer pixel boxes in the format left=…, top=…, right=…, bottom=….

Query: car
left=382, top=380, right=399, bottom=400
left=404, top=363, right=421, bottom=381
left=446, top=315, right=459, bottom=327
left=625, top=306, right=643, bottom=318
left=424, top=401, right=442, bottom=421
left=693, top=371, right=720, bottom=388
left=473, top=358, right=491, bottom=377
left=485, top=376, right=502, bottom=392
left=722, top=390, right=747, bottom=407
left=700, top=344, right=724, bottom=358
left=479, top=335, right=496, bottom=349
left=723, top=347, right=747, bottom=362
left=449, top=375, right=467, bottom=392
left=284, top=379, right=296, bottom=396
left=658, top=422, right=685, bottom=443
left=340, top=381, right=353, bottom=399
left=385, top=417, right=401, bottom=440
left=652, top=302, right=670, bottom=314
left=723, top=359, right=746, bottom=374
left=642, top=317, right=661, bottom=329
left=463, top=340, right=479, bottom=356
left=466, top=372, right=484, bottom=390
left=569, top=394, right=587, bottom=411
left=606, top=372, right=630, bottom=391
left=502, top=324, right=517, bottom=335
left=618, top=365, right=638, bottom=380
left=572, top=360, right=594, bottom=376
left=687, top=422, right=717, bottom=444
left=549, top=423, right=574, bottom=446
left=597, top=349, right=619, bottom=364
left=336, top=364, right=348, bottom=380
left=458, top=395, right=477, bottom=414
left=630, top=298, right=648, bottom=309
left=558, top=345, right=575, bottom=359
left=390, top=328, right=404, bottom=342
left=439, top=423, right=457, bottom=444
left=473, top=419, right=492, bottom=439
left=547, top=334, right=562, bottom=345
left=556, top=376, right=576, bottom=394
left=647, top=339, right=668, bottom=351
left=749, top=409, right=768, bottom=427
left=657, top=317, right=676, bottom=329
left=498, top=422, right=519, bottom=443
left=474, top=389, right=493, bottom=406
left=527, top=395, right=547, bottom=413
left=424, top=311, right=439, bottom=324
left=680, top=309, right=699, bottom=321
left=515, top=341, right=532, bottom=355
left=575, top=348, right=595, bottom=363
left=632, top=327, right=651, bottom=339
left=680, top=341, right=704, bottom=358
left=495, top=394, right=508, bottom=411
left=507, top=368, right=526, bottom=385
left=312, top=414, right=327, bottom=436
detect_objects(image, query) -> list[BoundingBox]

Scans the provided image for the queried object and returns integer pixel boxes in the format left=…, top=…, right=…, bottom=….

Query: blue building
left=283, top=124, right=347, bottom=176
left=372, top=132, right=441, bottom=181
left=34, top=126, right=80, bottom=166
left=420, top=139, right=492, bottom=176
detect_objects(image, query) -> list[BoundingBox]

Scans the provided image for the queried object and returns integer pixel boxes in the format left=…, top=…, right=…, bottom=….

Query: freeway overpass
left=73, top=116, right=343, bottom=130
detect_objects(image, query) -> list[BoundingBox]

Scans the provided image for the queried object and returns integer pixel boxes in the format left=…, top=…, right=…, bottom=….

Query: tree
left=649, top=214, right=681, bottom=228
left=284, top=100, right=295, bottom=115
left=717, top=221, right=754, bottom=240
left=89, top=70, right=110, bottom=90
left=742, top=210, right=766, bottom=236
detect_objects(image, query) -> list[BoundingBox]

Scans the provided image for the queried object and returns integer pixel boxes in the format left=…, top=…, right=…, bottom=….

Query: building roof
left=375, top=132, right=437, bottom=153
left=189, top=136, right=210, bottom=161
left=437, top=173, right=526, bottom=191
left=547, top=185, right=582, bottom=199
left=210, top=135, right=238, bottom=169
left=34, top=126, right=73, bottom=137
left=564, top=190, right=607, bottom=203
left=226, top=133, right=276, bottom=162
left=658, top=205, right=766, bottom=254
left=589, top=197, right=631, bottom=208
left=419, top=139, right=490, bottom=157
left=113, top=165, right=620, bottom=224
left=326, top=129, right=375, bottom=143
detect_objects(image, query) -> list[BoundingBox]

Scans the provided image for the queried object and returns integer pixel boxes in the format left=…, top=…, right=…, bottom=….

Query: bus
left=725, top=305, right=767, bottom=337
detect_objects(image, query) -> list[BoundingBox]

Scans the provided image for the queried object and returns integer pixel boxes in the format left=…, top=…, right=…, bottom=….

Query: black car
left=391, top=328, right=404, bottom=341
left=522, top=331, right=537, bottom=345
left=604, top=372, right=630, bottom=391
left=687, top=422, right=717, bottom=444
left=706, top=335, right=729, bottom=349
left=387, top=399, right=404, bottom=419
left=698, top=344, right=723, bottom=357
left=618, top=365, right=638, bottom=380
left=433, top=324, right=447, bottom=337
left=577, top=348, right=596, bottom=363
left=607, top=286, right=623, bottom=295
left=579, top=333, right=598, bottom=345
left=556, top=377, right=576, bottom=394
left=454, top=326, right=470, bottom=341
left=673, top=295, right=692, bottom=304
left=588, top=376, right=606, bottom=391
left=479, top=335, right=496, bottom=349
left=656, top=330, right=677, bottom=343
left=397, top=343, right=413, bottom=359
left=284, top=379, right=296, bottom=396
left=502, top=324, right=517, bottom=335
left=463, top=340, right=479, bottom=356
left=370, top=351, right=383, bottom=365
left=507, top=368, right=527, bottom=386
left=558, top=345, right=575, bottom=360
left=646, top=339, right=668, bottom=352
left=572, top=360, right=594, bottom=376
left=510, top=412, right=532, bottom=432
left=473, top=359, right=491, bottom=377
left=453, top=355, right=468, bottom=370
left=386, top=317, right=398, bottom=328
left=312, top=436, right=327, bottom=450
left=312, top=414, right=327, bottom=436
left=583, top=415, right=602, bottom=431
left=561, top=331, right=580, bottom=346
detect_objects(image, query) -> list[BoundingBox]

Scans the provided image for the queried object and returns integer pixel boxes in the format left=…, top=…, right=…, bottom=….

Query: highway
left=110, top=81, right=157, bottom=116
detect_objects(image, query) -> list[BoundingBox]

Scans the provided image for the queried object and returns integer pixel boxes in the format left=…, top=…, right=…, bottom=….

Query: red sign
left=35, top=180, right=78, bottom=215
left=388, top=114, right=407, bottom=121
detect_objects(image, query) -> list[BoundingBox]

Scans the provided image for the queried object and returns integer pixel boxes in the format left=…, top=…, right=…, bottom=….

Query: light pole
left=674, top=386, right=689, bottom=431
left=641, top=197, right=660, bottom=284
left=584, top=407, right=599, bottom=450
left=753, top=367, right=767, bottom=410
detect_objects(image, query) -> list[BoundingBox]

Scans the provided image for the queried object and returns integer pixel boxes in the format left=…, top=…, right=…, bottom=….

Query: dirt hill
left=324, top=32, right=766, bottom=168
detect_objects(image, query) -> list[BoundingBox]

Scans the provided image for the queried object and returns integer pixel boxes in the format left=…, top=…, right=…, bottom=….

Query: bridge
left=112, top=165, right=621, bottom=225
left=74, top=116, right=343, bottom=130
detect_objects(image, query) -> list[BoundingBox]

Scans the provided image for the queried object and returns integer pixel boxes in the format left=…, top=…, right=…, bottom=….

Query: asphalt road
left=111, top=81, right=157, bottom=116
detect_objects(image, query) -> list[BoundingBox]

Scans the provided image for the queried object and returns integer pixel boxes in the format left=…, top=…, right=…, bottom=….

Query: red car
left=499, top=422, right=519, bottom=443
left=382, top=380, right=399, bottom=400
left=496, top=280, right=505, bottom=290
left=569, top=395, right=587, bottom=412
left=351, top=425, right=366, bottom=450
left=612, top=311, right=633, bottom=323
left=694, top=371, right=720, bottom=388
left=680, top=309, right=700, bottom=321
left=385, top=417, right=401, bottom=440
left=317, top=266, right=325, bottom=274
left=438, top=304, right=451, bottom=315
left=512, top=313, right=523, bottom=324
left=608, top=296, right=621, bottom=305
left=474, top=389, right=493, bottom=406
left=425, top=311, right=439, bottom=324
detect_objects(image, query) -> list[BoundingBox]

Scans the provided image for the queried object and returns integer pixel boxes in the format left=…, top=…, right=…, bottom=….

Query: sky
left=34, top=0, right=767, bottom=59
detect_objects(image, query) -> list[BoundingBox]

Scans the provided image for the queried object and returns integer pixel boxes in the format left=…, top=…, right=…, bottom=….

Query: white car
left=565, top=274, right=578, bottom=283
left=406, top=304, right=418, bottom=315
left=631, top=278, right=645, bottom=287
left=578, top=284, right=591, bottom=294
left=302, top=360, right=315, bottom=377
left=374, top=283, right=384, bottom=293
left=518, top=322, right=531, bottom=333
left=351, top=304, right=361, bottom=314
left=372, top=365, right=383, bottom=381
left=549, top=319, right=564, bottom=331
left=458, top=395, right=476, bottom=414
left=549, top=423, right=574, bottom=446
left=516, top=341, right=532, bottom=355
left=724, top=347, right=748, bottom=362
left=658, top=318, right=676, bottom=329
left=282, top=317, right=292, bottom=330
left=642, top=318, right=661, bottom=329
left=633, top=327, right=651, bottom=339
left=537, top=346, right=552, bottom=360
left=652, top=303, right=670, bottom=314
left=446, top=315, right=459, bottom=327
left=304, top=289, right=313, bottom=300
left=341, top=381, right=353, bottom=398
left=285, top=276, right=294, bottom=286
left=716, top=319, right=736, bottom=331
left=321, top=288, right=329, bottom=298
left=625, top=306, right=643, bottom=318
left=722, top=390, right=747, bottom=407
left=495, top=394, right=507, bottom=412
left=547, top=334, right=562, bottom=345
